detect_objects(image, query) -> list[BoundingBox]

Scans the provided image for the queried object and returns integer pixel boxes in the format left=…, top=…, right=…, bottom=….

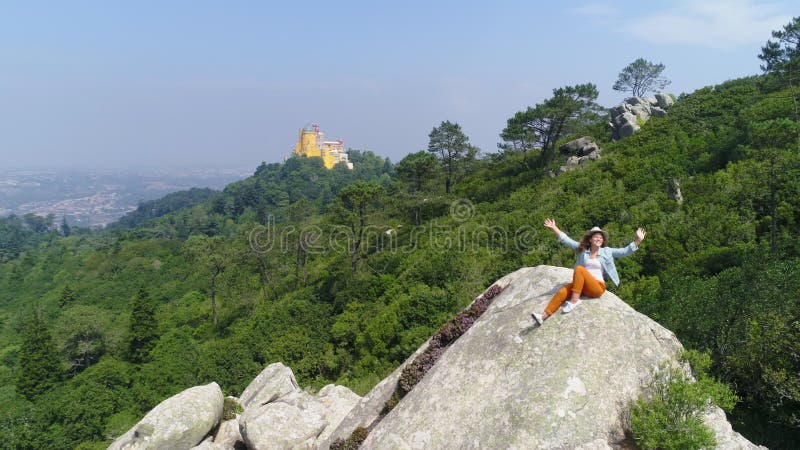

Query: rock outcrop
left=610, top=93, right=674, bottom=140
left=355, top=266, right=760, bottom=449
left=111, top=364, right=360, bottom=450
left=109, top=382, right=224, bottom=450
left=552, top=136, right=602, bottom=176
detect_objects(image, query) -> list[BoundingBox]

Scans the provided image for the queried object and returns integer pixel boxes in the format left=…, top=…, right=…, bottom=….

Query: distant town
left=0, top=168, right=250, bottom=228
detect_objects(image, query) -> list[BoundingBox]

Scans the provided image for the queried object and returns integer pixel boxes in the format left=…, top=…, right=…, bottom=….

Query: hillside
left=1, top=65, right=800, bottom=448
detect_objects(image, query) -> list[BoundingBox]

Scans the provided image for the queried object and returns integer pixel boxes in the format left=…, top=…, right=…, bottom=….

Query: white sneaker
left=562, top=299, right=582, bottom=313
left=531, top=312, right=543, bottom=325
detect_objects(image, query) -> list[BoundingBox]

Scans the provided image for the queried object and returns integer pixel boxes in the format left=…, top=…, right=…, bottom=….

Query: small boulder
left=110, top=382, right=224, bottom=450
left=239, top=395, right=327, bottom=450
left=627, top=96, right=648, bottom=106
left=239, top=362, right=299, bottom=409
left=616, top=112, right=640, bottom=138
left=650, top=106, right=667, bottom=118
left=655, top=92, right=674, bottom=108
left=559, top=136, right=595, bottom=155
left=190, top=441, right=228, bottom=450
left=213, top=418, right=243, bottom=448
left=315, top=385, right=362, bottom=444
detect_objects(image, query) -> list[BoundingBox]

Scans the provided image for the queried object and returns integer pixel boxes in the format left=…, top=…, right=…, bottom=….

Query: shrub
left=629, top=350, right=737, bottom=450
left=222, top=397, right=243, bottom=420
left=330, top=426, right=369, bottom=450
left=398, top=345, right=444, bottom=395
left=397, top=284, right=503, bottom=395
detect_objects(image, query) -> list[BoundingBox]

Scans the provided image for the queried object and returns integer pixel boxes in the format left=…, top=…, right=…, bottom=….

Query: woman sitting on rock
left=531, top=218, right=646, bottom=325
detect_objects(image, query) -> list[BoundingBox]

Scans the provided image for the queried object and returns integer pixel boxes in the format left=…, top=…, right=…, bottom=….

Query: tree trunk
left=211, top=274, right=218, bottom=327
left=351, top=239, right=360, bottom=274
left=257, top=257, right=270, bottom=301
left=295, top=241, right=302, bottom=289
left=769, top=158, right=778, bottom=257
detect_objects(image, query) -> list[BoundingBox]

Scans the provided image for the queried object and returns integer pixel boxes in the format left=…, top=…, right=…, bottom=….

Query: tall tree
left=395, top=151, right=441, bottom=225
left=612, top=58, right=671, bottom=97
left=242, top=218, right=285, bottom=301
left=127, top=287, right=158, bottom=363
left=331, top=181, right=385, bottom=274
left=16, top=313, right=63, bottom=399
left=759, top=16, right=800, bottom=73
left=427, top=121, right=475, bottom=193
left=498, top=109, right=538, bottom=168
left=285, top=198, right=315, bottom=288
left=759, top=17, right=800, bottom=122
left=184, top=235, right=229, bottom=327
left=500, top=83, right=600, bottom=167
left=396, top=151, right=439, bottom=193
left=748, top=118, right=800, bottom=256
left=60, top=217, right=70, bottom=237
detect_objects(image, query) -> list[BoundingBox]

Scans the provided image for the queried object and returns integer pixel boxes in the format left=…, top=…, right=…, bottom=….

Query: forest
left=1, top=19, right=799, bottom=449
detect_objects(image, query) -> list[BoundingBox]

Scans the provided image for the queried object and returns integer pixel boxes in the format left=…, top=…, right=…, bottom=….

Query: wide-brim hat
left=587, top=226, right=609, bottom=244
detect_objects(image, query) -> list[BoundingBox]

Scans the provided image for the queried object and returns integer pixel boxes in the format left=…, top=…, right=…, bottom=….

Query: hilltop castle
left=293, top=123, right=353, bottom=169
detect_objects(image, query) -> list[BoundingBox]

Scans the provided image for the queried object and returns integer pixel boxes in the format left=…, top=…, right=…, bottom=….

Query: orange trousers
left=544, top=265, right=606, bottom=315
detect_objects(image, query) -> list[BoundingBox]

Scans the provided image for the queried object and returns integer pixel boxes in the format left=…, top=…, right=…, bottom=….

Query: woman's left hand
left=635, top=227, right=646, bottom=245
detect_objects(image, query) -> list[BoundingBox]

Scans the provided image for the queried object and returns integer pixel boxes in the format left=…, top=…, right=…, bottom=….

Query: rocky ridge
left=110, top=265, right=761, bottom=450
left=109, top=363, right=360, bottom=450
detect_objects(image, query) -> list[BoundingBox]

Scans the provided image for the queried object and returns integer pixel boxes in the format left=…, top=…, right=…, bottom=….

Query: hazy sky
left=0, top=1, right=795, bottom=170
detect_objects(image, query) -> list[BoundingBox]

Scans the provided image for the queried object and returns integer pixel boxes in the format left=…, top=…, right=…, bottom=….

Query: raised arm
left=543, top=218, right=562, bottom=236
left=634, top=227, right=646, bottom=246
left=545, top=218, right=579, bottom=249
left=610, top=227, right=647, bottom=258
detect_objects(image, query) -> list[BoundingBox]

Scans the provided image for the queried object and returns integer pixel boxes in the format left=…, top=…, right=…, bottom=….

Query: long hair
left=578, top=230, right=608, bottom=251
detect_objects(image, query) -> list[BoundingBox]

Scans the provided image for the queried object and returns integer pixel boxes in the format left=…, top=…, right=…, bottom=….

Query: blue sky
left=0, top=1, right=796, bottom=170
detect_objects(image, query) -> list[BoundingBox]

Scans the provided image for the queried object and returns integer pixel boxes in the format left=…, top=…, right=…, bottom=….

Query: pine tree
left=127, top=287, right=158, bottom=363
left=58, top=285, right=76, bottom=307
left=612, top=58, right=670, bottom=97
left=427, top=121, right=476, bottom=193
left=16, top=313, right=64, bottom=399
left=60, top=216, right=71, bottom=236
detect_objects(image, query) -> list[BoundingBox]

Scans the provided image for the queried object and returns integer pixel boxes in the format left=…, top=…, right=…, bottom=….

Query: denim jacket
left=557, top=231, right=639, bottom=286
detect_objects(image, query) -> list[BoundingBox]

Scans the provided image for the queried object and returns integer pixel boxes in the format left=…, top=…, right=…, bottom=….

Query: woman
left=531, top=218, right=646, bottom=325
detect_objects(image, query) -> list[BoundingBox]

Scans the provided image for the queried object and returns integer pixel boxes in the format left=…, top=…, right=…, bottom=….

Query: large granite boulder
left=358, top=266, right=760, bottom=449
left=109, top=382, right=224, bottom=450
